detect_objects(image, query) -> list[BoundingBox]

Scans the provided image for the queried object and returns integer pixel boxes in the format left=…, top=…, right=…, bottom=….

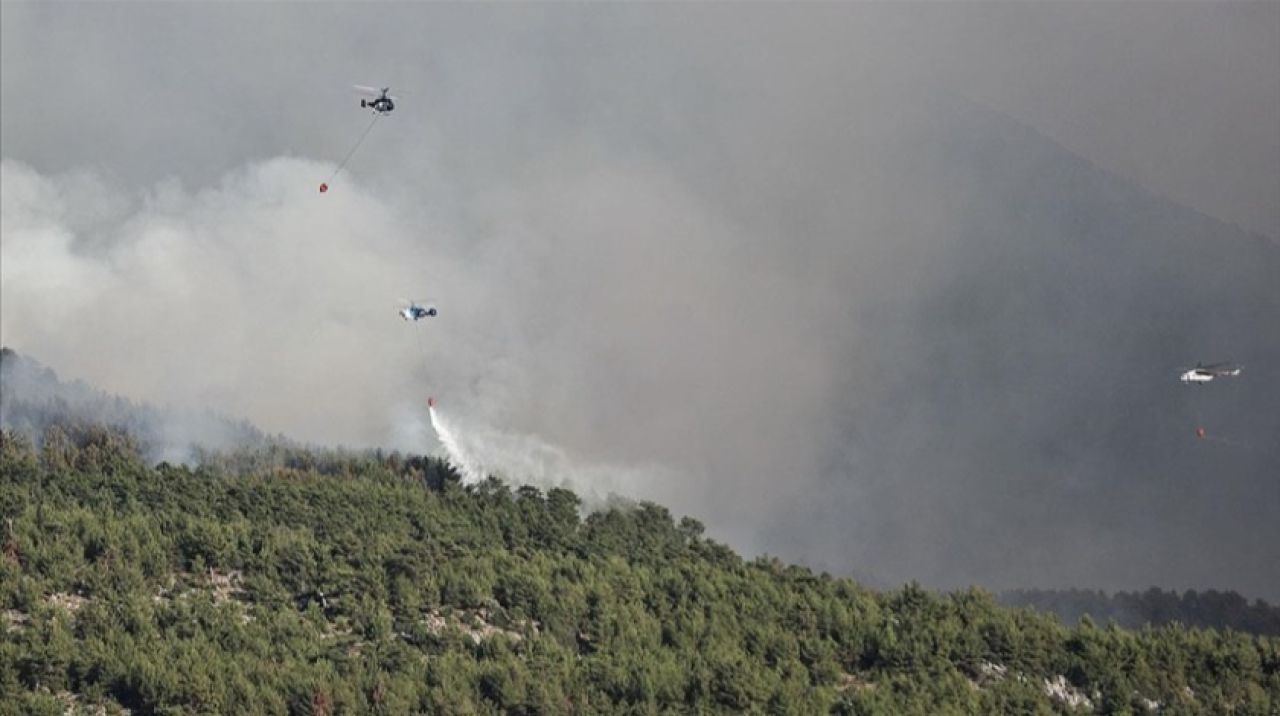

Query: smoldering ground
left=3, top=4, right=1278, bottom=599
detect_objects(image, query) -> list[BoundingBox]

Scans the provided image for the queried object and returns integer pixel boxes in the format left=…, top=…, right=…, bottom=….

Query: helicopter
left=355, top=85, right=397, bottom=115
left=318, top=85, right=398, bottom=193
left=398, top=300, right=438, bottom=321
left=1179, top=361, right=1242, bottom=384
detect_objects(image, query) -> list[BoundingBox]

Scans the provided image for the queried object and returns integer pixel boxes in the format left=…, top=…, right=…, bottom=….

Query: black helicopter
left=355, top=85, right=397, bottom=115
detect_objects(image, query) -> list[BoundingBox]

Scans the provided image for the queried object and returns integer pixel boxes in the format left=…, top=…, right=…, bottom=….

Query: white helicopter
left=398, top=299, right=438, bottom=321
left=355, top=85, right=397, bottom=115
left=1179, top=361, right=1242, bottom=384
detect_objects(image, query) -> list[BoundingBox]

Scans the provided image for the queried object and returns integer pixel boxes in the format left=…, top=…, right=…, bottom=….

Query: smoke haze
left=3, top=3, right=1278, bottom=599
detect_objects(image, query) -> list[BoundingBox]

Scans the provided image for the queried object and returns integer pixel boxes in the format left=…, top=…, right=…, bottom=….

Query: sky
left=2, top=2, right=1278, bottom=599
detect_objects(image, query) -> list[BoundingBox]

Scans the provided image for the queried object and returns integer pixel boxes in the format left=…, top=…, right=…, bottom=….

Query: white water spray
left=428, top=400, right=485, bottom=484
left=424, top=398, right=670, bottom=506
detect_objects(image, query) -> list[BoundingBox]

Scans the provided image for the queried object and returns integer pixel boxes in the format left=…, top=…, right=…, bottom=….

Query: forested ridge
left=1001, top=589, right=1280, bottom=640
left=1, top=422, right=1277, bottom=715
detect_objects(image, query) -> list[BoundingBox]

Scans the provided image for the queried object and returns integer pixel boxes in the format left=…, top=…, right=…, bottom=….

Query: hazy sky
left=3, top=3, right=1277, bottom=599
left=4, top=3, right=1276, bottom=239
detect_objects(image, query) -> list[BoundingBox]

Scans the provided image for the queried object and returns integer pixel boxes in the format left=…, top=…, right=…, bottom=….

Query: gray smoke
left=3, top=3, right=1277, bottom=599
left=0, top=348, right=270, bottom=465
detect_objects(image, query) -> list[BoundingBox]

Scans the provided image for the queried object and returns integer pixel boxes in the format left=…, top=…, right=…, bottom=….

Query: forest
left=2, top=417, right=1278, bottom=715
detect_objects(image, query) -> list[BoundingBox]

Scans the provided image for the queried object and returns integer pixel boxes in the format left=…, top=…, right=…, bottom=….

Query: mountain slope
left=1001, top=588, right=1280, bottom=638
left=2, top=421, right=1277, bottom=714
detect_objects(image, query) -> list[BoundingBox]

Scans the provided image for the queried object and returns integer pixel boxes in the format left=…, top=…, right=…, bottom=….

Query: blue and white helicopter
left=398, top=299, right=438, bottom=321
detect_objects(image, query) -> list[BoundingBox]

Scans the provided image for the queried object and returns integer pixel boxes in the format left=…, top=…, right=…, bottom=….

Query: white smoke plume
left=1, top=158, right=450, bottom=449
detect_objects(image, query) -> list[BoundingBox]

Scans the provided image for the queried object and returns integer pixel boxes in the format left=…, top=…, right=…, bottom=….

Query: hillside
left=1001, top=588, right=1280, bottom=639
left=2, top=422, right=1277, bottom=714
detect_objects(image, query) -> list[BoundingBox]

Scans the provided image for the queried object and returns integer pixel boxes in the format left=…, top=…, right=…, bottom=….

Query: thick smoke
left=1, top=158, right=451, bottom=448
left=3, top=4, right=1278, bottom=599
left=0, top=156, right=704, bottom=508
